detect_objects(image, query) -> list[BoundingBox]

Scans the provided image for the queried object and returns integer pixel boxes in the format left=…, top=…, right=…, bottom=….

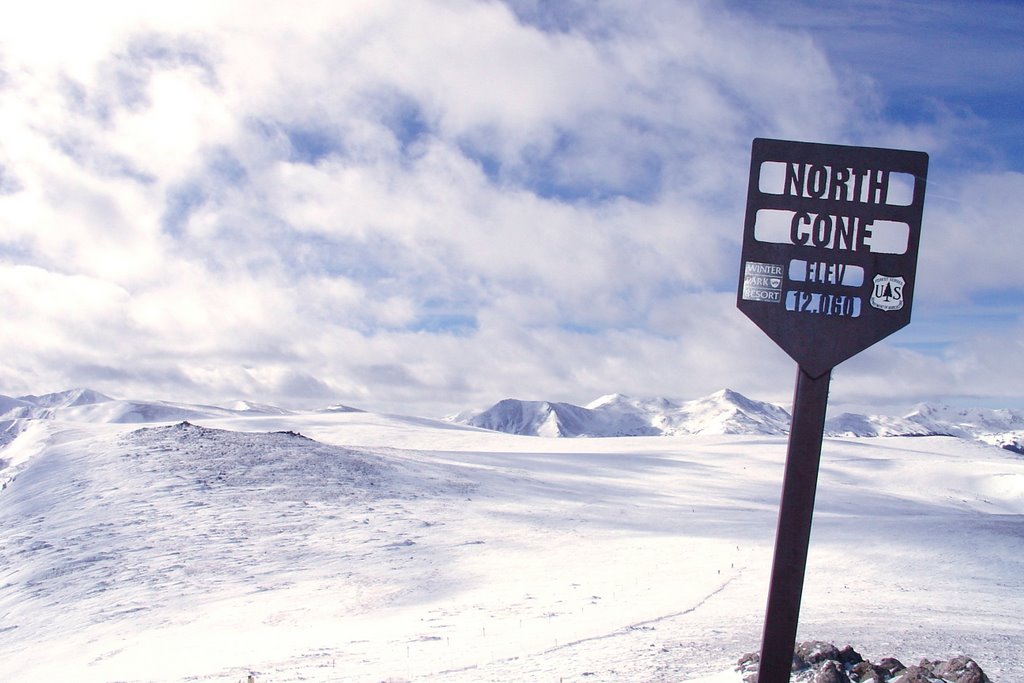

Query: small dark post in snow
left=737, top=138, right=928, bottom=682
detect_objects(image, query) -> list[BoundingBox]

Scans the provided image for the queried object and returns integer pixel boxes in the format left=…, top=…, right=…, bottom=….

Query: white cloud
left=0, top=0, right=1020, bottom=414
left=917, top=171, right=1024, bottom=302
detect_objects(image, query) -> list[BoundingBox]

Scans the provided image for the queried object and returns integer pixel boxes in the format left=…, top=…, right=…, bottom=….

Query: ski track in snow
left=0, top=408, right=1022, bottom=682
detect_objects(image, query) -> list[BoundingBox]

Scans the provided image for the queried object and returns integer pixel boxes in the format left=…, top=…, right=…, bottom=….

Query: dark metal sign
left=738, top=138, right=929, bottom=378
left=736, top=138, right=929, bottom=683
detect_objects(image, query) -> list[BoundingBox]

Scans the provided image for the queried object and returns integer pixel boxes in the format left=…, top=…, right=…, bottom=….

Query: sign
left=736, top=138, right=929, bottom=683
left=737, top=138, right=929, bottom=377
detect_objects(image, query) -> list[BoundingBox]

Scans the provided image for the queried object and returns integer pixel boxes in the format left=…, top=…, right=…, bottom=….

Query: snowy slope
left=0, top=417, right=27, bottom=450
left=900, top=403, right=1024, bottom=453
left=2, top=388, right=109, bottom=420
left=823, top=412, right=935, bottom=438
left=2, top=405, right=1023, bottom=682
left=905, top=403, right=1024, bottom=434
left=453, top=389, right=791, bottom=437
left=14, top=387, right=113, bottom=409
left=650, top=389, right=792, bottom=435
left=228, top=400, right=296, bottom=415
left=314, top=403, right=366, bottom=414
left=9, top=387, right=1024, bottom=450
left=824, top=403, right=1024, bottom=453
left=1, top=388, right=299, bottom=424
left=0, top=393, right=33, bottom=415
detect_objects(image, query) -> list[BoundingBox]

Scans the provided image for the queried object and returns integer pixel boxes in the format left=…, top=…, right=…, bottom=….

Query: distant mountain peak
left=454, top=389, right=791, bottom=437
left=711, top=388, right=742, bottom=400
left=315, top=404, right=366, bottom=414
left=226, top=400, right=294, bottom=415
left=459, top=398, right=595, bottom=437
left=585, top=393, right=633, bottom=410
left=17, top=388, right=113, bottom=409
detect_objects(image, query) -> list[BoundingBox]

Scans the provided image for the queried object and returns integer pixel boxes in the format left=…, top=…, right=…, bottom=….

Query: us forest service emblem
left=870, top=274, right=905, bottom=311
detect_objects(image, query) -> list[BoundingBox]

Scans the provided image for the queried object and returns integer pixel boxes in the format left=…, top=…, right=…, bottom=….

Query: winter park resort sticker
left=742, top=261, right=784, bottom=303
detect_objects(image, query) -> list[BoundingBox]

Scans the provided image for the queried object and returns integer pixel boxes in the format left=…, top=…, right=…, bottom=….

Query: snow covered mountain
left=313, top=403, right=366, bottom=414
left=450, top=397, right=652, bottom=437
left=825, top=403, right=1024, bottom=453
left=453, top=389, right=795, bottom=437
left=822, top=412, right=936, bottom=438
left=454, top=390, right=1024, bottom=453
left=6, top=388, right=1024, bottom=453
left=2, top=399, right=1023, bottom=682
left=904, top=403, right=1024, bottom=437
left=0, top=388, right=296, bottom=424
left=13, top=387, right=113, bottom=409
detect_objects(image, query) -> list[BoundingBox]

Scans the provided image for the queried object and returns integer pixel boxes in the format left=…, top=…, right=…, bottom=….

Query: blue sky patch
left=408, top=312, right=479, bottom=336
left=161, top=182, right=206, bottom=238
left=379, top=95, right=431, bottom=156
left=286, top=127, right=342, bottom=165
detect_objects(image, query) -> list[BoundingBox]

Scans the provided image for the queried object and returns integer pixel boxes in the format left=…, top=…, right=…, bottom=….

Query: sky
left=1, top=0, right=1022, bottom=417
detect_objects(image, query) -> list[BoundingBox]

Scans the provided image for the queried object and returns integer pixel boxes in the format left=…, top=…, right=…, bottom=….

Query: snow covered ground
left=1, top=394, right=1023, bottom=681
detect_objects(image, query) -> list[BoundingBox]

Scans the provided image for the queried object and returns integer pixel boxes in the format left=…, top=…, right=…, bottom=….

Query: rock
left=934, top=656, right=990, bottom=683
left=736, top=651, right=759, bottom=683
left=878, top=657, right=906, bottom=677
left=894, top=664, right=941, bottom=682
left=838, top=645, right=864, bottom=667
left=849, top=661, right=887, bottom=682
left=734, top=644, right=988, bottom=683
left=814, top=660, right=851, bottom=683
left=798, top=641, right=843, bottom=666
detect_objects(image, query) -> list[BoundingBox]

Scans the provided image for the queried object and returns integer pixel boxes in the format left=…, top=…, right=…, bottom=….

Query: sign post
left=737, top=138, right=928, bottom=682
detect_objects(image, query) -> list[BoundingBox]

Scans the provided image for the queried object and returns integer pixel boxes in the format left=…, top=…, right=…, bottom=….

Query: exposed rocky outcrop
left=737, top=642, right=989, bottom=683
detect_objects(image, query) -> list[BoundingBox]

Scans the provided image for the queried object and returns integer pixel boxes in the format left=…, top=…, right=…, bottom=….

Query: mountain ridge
left=3, top=387, right=1023, bottom=453
left=450, top=389, right=793, bottom=437
left=451, top=390, right=1024, bottom=453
